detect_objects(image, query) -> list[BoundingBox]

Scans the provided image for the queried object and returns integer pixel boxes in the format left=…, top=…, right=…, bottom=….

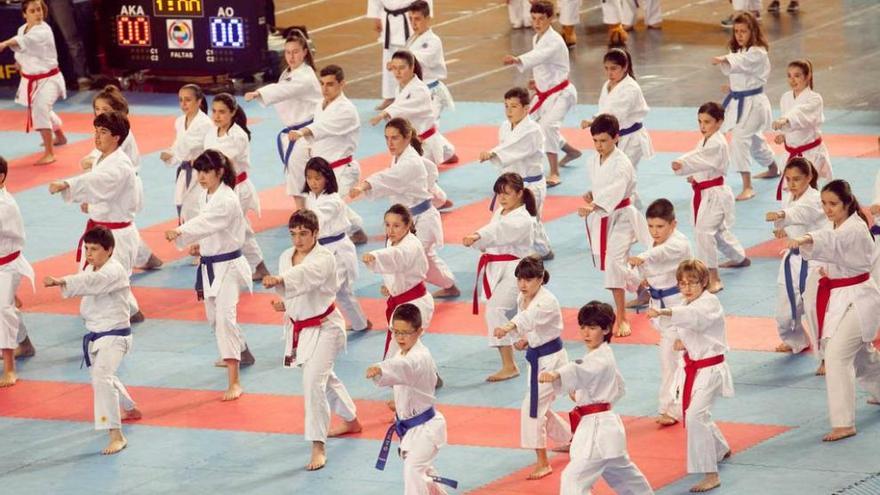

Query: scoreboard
left=100, top=0, right=268, bottom=73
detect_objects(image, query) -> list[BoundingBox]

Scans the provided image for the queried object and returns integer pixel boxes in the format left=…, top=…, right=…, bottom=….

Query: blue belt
left=318, top=232, right=345, bottom=246
left=648, top=285, right=680, bottom=309
left=871, top=225, right=880, bottom=236
left=195, top=249, right=243, bottom=300
left=783, top=248, right=808, bottom=321
left=409, top=199, right=432, bottom=216
left=490, top=174, right=543, bottom=211
left=619, top=122, right=643, bottom=137
left=276, top=119, right=313, bottom=170
left=375, top=406, right=459, bottom=488
left=82, top=328, right=131, bottom=368
left=722, top=86, right=763, bottom=124
left=176, top=160, right=193, bottom=190
left=426, top=80, right=440, bottom=90
left=526, top=337, right=564, bottom=418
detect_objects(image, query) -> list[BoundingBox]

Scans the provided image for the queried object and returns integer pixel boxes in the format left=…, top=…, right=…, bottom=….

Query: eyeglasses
left=392, top=330, right=419, bottom=337
left=677, top=280, right=704, bottom=288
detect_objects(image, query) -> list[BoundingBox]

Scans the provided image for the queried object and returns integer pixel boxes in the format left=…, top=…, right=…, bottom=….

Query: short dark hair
left=589, top=114, right=619, bottom=138
left=289, top=209, right=320, bottom=233
left=514, top=255, right=550, bottom=284
left=82, top=226, right=115, bottom=251
left=93, top=111, right=130, bottom=145
left=193, top=149, right=236, bottom=188
left=577, top=300, right=615, bottom=343
left=530, top=0, right=554, bottom=18
left=0, top=156, right=7, bottom=178
left=408, top=0, right=431, bottom=17
left=303, top=157, right=339, bottom=195
left=646, top=198, right=675, bottom=222
left=503, top=87, right=530, bottom=107
left=319, top=64, right=345, bottom=82
left=698, top=101, right=725, bottom=122
left=392, top=303, right=422, bottom=329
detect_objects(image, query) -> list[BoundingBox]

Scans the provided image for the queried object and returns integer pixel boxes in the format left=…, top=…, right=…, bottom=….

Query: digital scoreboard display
left=101, top=0, right=267, bottom=73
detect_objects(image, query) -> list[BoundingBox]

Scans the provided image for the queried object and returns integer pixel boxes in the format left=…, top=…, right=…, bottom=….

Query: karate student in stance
left=303, top=158, right=371, bottom=333
left=362, top=204, right=434, bottom=359
left=263, top=209, right=362, bottom=471
left=366, top=303, right=457, bottom=495
left=787, top=179, right=880, bottom=442
left=464, top=173, right=537, bottom=382
left=494, top=256, right=571, bottom=480
left=44, top=227, right=142, bottom=455
left=539, top=300, right=654, bottom=495
left=771, top=59, right=833, bottom=200
left=0, top=0, right=66, bottom=165
left=711, top=11, right=777, bottom=201
left=352, top=118, right=459, bottom=299
left=764, top=158, right=826, bottom=354
left=245, top=31, right=321, bottom=211
left=579, top=114, right=645, bottom=338
left=287, top=64, right=368, bottom=244
left=503, top=0, right=580, bottom=188
left=0, top=157, right=36, bottom=387
left=626, top=199, right=692, bottom=426
left=165, top=150, right=255, bottom=401
left=647, top=260, right=734, bottom=493
left=672, top=102, right=750, bottom=293
left=479, top=87, right=552, bottom=259
left=48, top=111, right=145, bottom=324
left=160, top=84, right=213, bottom=225
left=204, top=93, right=270, bottom=281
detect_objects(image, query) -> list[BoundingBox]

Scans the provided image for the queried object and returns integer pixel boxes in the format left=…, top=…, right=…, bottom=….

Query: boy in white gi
left=367, top=303, right=457, bottom=495
left=495, top=256, right=571, bottom=480
left=627, top=199, right=692, bottom=426
left=647, top=260, right=734, bottom=493
left=540, top=300, right=654, bottom=495
left=44, top=226, right=142, bottom=455
left=0, top=157, right=36, bottom=387
left=263, top=209, right=362, bottom=471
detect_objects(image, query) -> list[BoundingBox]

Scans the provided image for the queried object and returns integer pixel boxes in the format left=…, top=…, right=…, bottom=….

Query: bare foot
left=708, top=282, right=724, bottom=294
left=815, top=361, right=825, bottom=376
left=252, top=261, right=270, bottom=282
left=140, top=254, right=163, bottom=270
left=34, top=154, right=56, bottom=166
left=822, top=427, right=856, bottom=442
left=754, top=165, right=780, bottom=179
left=527, top=464, right=553, bottom=480
left=655, top=414, right=678, bottom=426
left=546, top=175, right=561, bottom=188
left=775, top=343, right=793, bottom=353
left=328, top=418, right=363, bottom=437
left=719, top=257, right=751, bottom=269
left=432, top=285, right=460, bottom=299
left=0, top=371, right=17, bottom=387
left=122, top=408, right=143, bottom=421
left=223, top=383, right=243, bottom=401
left=559, top=149, right=582, bottom=167
left=307, top=444, right=327, bottom=471
left=615, top=321, right=632, bottom=337
left=102, top=437, right=128, bottom=455
left=735, top=189, right=755, bottom=201
left=690, top=473, right=721, bottom=492
left=486, top=368, right=520, bottom=382
left=441, top=154, right=460, bottom=165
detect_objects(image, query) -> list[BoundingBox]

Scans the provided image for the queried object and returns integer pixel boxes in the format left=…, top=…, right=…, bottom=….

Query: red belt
left=76, top=219, right=132, bottom=263
left=384, top=282, right=427, bottom=358
left=691, top=176, right=724, bottom=220
left=529, top=80, right=570, bottom=115
left=816, top=272, right=869, bottom=342
left=0, top=251, right=21, bottom=266
left=418, top=126, right=437, bottom=141
left=288, top=303, right=336, bottom=358
left=585, top=198, right=631, bottom=271
left=777, top=137, right=823, bottom=200
left=568, top=402, right=611, bottom=434
left=21, top=67, right=60, bottom=132
left=472, top=253, right=519, bottom=315
left=235, top=172, right=248, bottom=185
left=329, top=156, right=353, bottom=169
left=682, top=352, right=725, bottom=425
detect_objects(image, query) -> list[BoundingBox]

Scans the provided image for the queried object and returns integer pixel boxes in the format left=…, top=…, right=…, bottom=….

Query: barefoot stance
left=102, top=436, right=128, bottom=455
left=122, top=408, right=143, bottom=421
left=655, top=414, right=678, bottom=426
left=486, top=367, right=519, bottom=382
left=527, top=464, right=552, bottom=480
left=775, top=343, right=793, bottom=353
left=0, top=371, right=17, bottom=387
left=690, top=473, right=721, bottom=492
left=615, top=321, right=632, bottom=338
left=719, top=257, right=751, bottom=269
left=823, top=426, right=856, bottom=442
left=223, top=384, right=242, bottom=401
left=328, top=418, right=363, bottom=437
left=308, top=443, right=327, bottom=471
left=707, top=282, right=724, bottom=294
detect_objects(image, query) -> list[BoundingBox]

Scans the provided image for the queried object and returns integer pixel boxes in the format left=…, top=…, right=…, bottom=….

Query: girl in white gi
left=304, top=158, right=371, bottom=332
left=464, top=173, right=537, bottom=382
left=165, top=150, right=255, bottom=401
left=787, top=179, right=880, bottom=443
left=711, top=11, right=777, bottom=201
left=626, top=199, right=692, bottom=426
left=764, top=158, right=826, bottom=354
left=362, top=204, right=434, bottom=359
left=647, top=260, right=734, bottom=493
left=771, top=59, right=833, bottom=200
left=494, top=256, right=571, bottom=480
left=503, top=0, right=579, bottom=188
left=0, top=157, right=36, bottom=387
left=263, top=209, right=362, bottom=471
left=672, top=102, right=750, bottom=294
left=244, top=31, right=321, bottom=211
left=0, top=0, right=66, bottom=166
left=204, top=93, right=270, bottom=281
left=352, top=118, right=459, bottom=299
left=579, top=114, right=645, bottom=338
left=539, top=300, right=654, bottom=495
left=479, top=87, right=552, bottom=259
left=366, top=303, right=456, bottom=495
left=160, top=84, right=213, bottom=225
left=44, top=226, right=143, bottom=455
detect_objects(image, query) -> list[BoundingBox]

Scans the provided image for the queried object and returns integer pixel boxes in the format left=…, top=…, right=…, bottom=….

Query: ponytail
left=192, top=149, right=236, bottom=189
left=821, top=179, right=870, bottom=228
left=385, top=117, right=423, bottom=156
left=788, top=59, right=814, bottom=90
left=392, top=50, right=423, bottom=80
left=514, top=255, right=550, bottom=284
left=604, top=48, right=635, bottom=79
left=784, top=157, right=818, bottom=190
left=285, top=30, right=315, bottom=69
left=493, top=172, right=537, bottom=217
left=181, top=83, right=208, bottom=114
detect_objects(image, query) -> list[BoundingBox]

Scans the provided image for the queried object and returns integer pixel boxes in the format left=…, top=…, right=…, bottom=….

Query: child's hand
left=380, top=285, right=390, bottom=297
left=686, top=176, right=695, bottom=184
left=366, top=365, right=382, bottom=378
left=646, top=307, right=661, bottom=318
left=160, top=151, right=173, bottom=163
left=869, top=204, right=880, bottom=216
left=369, top=113, right=388, bottom=126
left=773, top=228, right=788, bottom=240
left=80, top=203, right=89, bottom=214
left=671, top=161, right=683, bottom=172
left=819, top=266, right=827, bottom=278
left=271, top=300, right=285, bottom=312
left=765, top=211, right=783, bottom=222
left=478, top=151, right=493, bottom=162
left=189, top=244, right=201, bottom=256
left=628, top=256, right=644, bottom=267
left=287, top=130, right=303, bottom=141
left=538, top=371, right=559, bottom=383
left=773, top=134, right=786, bottom=145
left=43, top=276, right=64, bottom=288
left=580, top=119, right=592, bottom=129
left=514, top=339, right=528, bottom=351
left=772, top=117, right=788, bottom=131
left=263, top=275, right=283, bottom=288
left=502, top=55, right=519, bottom=66
left=578, top=204, right=595, bottom=218
left=462, top=233, right=480, bottom=247
left=80, top=156, right=95, bottom=170
left=362, top=253, right=376, bottom=265
left=711, top=55, right=726, bottom=66
left=720, top=83, right=730, bottom=94
left=48, top=181, right=68, bottom=194
left=673, top=339, right=685, bottom=351
left=165, top=229, right=181, bottom=241
left=243, top=91, right=259, bottom=102
left=582, top=192, right=593, bottom=204
left=493, top=326, right=509, bottom=338
left=569, top=391, right=577, bottom=402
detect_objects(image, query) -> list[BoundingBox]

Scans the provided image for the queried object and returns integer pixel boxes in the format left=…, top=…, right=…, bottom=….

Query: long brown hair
left=385, top=118, right=423, bottom=156
left=493, top=173, right=537, bottom=217
left=212, top=93, right=251, bottom=141
left=285, top=30, right=315, bottom=69
left=728, top=11, right=769, bottom=52
left=821, top=179, right=871, bottom=228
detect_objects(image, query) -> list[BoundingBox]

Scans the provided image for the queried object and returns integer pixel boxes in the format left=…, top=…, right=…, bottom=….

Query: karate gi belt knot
left=526, top=337, right=564, bottom=418
left=82, top=328, right=131, bottom=368
left=375, top=406, right=459, bottom=489
left=722, top=86, right=763, bottom=124
left=195, top=249, right=243, bottom=300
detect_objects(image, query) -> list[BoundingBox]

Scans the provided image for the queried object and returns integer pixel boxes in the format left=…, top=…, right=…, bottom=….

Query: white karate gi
left=61, top=259, right=136, bottom=430
left=306, top=191, right=369, bottom=331
left=517, top=27, right=577, bottom=156
left=12, top=22, right=65, bottom=131
left=372, top=339, right=449, bottom=495
left=778, top=88, right=832, bottom=180
left=667, top=291, right=734, bottom=474
left=367, top=0, right=434, bottom=100
left=509, top=286, right=571, bottom=449
left=276, top=245, right=358, bottom=442
left=620, top=0, right=662, bottom=27
left=0, top=188, right=34, bottom=350
left=720, top=46, right=775, bottom=173
left=872, top=172, right=880, bottom=284
left=405, top=28, right=455, bottom=147
left=203, top=123, right=264, bottom=271
left=508, top=0, right=533, bottom=28
left=384, top=76, right=451, bottom=173
left=165, top=110, right=212, bottom=222
left=674, top=131, right=747, bottom=268
left=800, top=213, right=880, bottom=428
left=176, top=184, right=253, bottom=360
left=365, top=145, right=456, bottom=290
left=471, top=205, right=536, bottom=347
left=731, top=0, right=761, bottom=11
left=597, top=75, right=654, bottom=170
left=554, top=343, right=654, bottom=495
left=256, top=63, right=322, bottom=198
